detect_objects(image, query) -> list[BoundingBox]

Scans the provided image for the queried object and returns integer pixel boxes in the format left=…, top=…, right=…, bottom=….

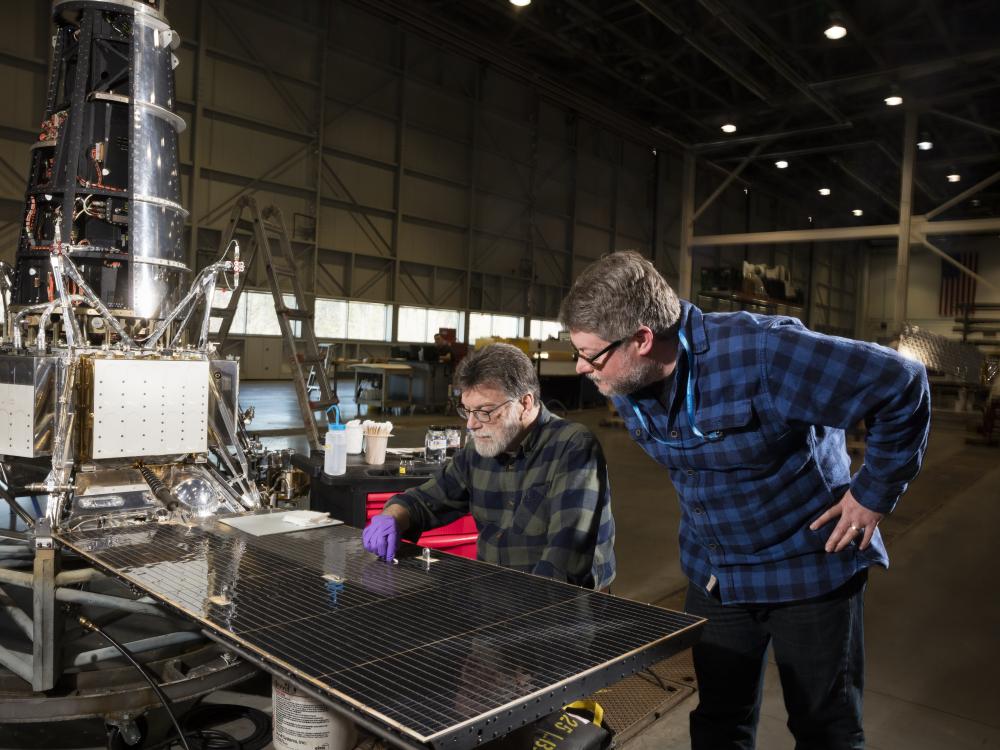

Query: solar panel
left=56, top=519, right=703, bottom=749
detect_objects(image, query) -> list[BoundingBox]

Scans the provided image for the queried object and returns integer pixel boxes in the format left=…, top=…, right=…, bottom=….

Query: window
left=209, top=288, right=242, bottom=334
left=530, top=318, right=563, bottom=341
left=314, top=298, right=348, bottom=339
left=468, top=312, right=523, bottom=343
left=347, top=301, right=392, bottom=341
left=397, top=306, right=464, bottom=342
left=314, top=297, right=391, bottom=341
left=209, top=289, right=299, bottom=336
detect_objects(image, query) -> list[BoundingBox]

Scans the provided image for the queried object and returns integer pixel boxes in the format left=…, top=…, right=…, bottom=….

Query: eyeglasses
left=572, top=338, right=623, bottom=367
left=456, top=398, right=515, bottom=423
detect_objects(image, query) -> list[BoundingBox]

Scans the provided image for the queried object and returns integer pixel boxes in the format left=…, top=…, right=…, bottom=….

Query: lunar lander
left=0, top=0, right=298, bottom=739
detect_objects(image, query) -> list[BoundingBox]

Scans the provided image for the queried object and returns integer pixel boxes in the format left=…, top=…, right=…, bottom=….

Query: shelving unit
left=954, top=303, right=1000, bottom=353
left=697, top=290, right=805, bottom=318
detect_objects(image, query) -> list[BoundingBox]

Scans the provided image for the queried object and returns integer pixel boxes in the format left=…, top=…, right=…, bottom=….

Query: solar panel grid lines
left=57, top=519, right=703, bottom=750
left=233, top=574, right=585, bottom=675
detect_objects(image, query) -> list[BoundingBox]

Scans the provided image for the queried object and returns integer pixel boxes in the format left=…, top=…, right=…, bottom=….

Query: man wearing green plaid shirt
left=363, top=343, right=616, bottom=590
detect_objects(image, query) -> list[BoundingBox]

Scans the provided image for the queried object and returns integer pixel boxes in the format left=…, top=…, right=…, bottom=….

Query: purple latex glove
left=362, top=514, right=398, bottom=561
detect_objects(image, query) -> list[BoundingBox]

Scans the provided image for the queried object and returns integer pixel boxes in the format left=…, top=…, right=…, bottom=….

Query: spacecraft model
left=0, top=0, right=297, bottom=739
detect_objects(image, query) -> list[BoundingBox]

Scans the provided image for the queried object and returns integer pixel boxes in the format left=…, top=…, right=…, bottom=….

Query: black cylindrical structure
left=13, top=0, right=188, bottom=320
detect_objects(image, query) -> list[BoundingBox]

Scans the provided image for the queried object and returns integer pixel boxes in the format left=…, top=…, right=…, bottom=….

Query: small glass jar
left=445, top=426, right=462, bottom=455
left=424, top=426, right=447, bottom=462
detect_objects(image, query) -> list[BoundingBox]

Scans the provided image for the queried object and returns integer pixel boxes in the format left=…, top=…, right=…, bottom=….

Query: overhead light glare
left=852, top=209, right=864, bottom=217
left=774, top=160, right=789, bottom=169
left=509, top=0, right=531, bottom=5
left=721, top=123, right=737, bottom=133
left=824, top=17, right=847, bottom=40
left=884, top=94, right=903, bottom=107
left=818, top=187, right=831, bottom=196
left=947, top=173, right=961, bottom=183
left=917, top=140, right=933, bottom=151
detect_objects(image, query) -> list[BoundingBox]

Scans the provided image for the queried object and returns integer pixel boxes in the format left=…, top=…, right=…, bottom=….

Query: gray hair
left=454, top=343, right=541, bottom=402
left=559, top=250, right=681, bottom=341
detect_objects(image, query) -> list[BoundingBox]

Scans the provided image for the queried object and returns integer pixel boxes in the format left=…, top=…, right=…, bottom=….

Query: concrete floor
left=3, top=378, right=998, bottom=749
left=242, top=379, right=1000, bottom=750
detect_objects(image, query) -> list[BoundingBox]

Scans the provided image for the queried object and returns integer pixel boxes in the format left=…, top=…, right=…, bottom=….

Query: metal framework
left=2, top=0, right=998, bottom=345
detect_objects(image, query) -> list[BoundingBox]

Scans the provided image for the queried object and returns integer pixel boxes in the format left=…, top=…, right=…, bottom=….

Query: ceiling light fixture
left=917, top=140, right=933, bottom=151
left=947, top=173, right=961, bottom=183
left=509, top=0, right=531, bottom=6
left=721, top=123, right=737, bottom=133
left=852, top=209, right=864, bottom=217
left=824, top=14, right=847, bottom=40
left=774, top=160, right=789, bottom=169
left=884, top=87, right=903, bottom=106
left=818, top=187, right=831, bottom=196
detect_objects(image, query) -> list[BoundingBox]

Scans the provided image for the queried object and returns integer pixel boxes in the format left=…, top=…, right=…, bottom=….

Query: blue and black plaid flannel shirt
left=613, top=301, right=930, bottom=605
left=386, top=405, right=616, bottom=589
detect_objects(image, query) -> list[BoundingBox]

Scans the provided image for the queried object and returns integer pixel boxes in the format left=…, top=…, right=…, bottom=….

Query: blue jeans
left=685, top=572, right=867, bottom=750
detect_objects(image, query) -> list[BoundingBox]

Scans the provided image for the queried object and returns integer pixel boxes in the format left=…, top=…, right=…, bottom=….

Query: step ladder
left=212, top=196, right=336, bottom=452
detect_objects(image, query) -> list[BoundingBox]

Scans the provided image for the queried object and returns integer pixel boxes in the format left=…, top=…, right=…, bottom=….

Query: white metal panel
left=0, top=383, right=35, bottom=457
left=91, top=359, right=209, bottom=459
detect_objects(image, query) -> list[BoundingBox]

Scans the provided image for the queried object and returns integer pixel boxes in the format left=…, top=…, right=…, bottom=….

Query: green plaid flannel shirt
left=386, top=406, right=616, bottom=589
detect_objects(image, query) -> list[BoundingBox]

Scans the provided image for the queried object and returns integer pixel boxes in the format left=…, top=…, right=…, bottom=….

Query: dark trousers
left=685, top=573, right=867, bottom=750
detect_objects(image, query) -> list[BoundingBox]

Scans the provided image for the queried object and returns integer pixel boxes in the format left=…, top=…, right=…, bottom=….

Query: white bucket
left=272, top=677, right=357, bottom=750
left=344, top=424, right=364, bottom=454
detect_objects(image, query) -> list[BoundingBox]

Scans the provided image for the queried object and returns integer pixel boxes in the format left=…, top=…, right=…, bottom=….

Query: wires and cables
left=77, top=143, right=125, bottom=192
left=76, top=614, right=192, bottom=750
left=78, top=614, right=272, bottom=750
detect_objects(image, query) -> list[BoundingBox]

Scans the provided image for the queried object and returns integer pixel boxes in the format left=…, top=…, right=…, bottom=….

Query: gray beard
left=471, top=412, right=523, bottom=458
left=589, top=358, right=663, bottom=396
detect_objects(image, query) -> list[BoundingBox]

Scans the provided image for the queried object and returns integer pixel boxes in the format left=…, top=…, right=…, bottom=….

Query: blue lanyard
left=628, top=328, right=722, bottom=446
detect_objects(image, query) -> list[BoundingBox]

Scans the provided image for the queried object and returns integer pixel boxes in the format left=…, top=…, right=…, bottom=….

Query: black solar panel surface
left=57, top=519, right=703, bottom=748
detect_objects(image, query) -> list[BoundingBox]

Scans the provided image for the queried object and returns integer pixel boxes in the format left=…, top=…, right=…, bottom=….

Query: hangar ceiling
left=371, top=0, right=1000, bottom=228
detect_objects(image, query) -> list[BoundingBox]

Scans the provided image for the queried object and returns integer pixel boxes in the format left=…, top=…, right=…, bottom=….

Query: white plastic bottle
left=324, top=422, right=347, bottom=476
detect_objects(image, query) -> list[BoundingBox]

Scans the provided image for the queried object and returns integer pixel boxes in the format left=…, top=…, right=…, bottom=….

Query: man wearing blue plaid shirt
left=560, top=251, right=930, bottom=749
left=363, top=343, right=616, bottom=590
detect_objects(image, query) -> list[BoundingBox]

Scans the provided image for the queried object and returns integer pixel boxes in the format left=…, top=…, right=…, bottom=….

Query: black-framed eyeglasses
left=572, top=339, right=623, bottom=367
left=456, top=398, right=515, bottom=423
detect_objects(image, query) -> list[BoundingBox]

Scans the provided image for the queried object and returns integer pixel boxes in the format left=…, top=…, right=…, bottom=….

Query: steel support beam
left=693, top=122, right=853, bottom=152
left=678, top=152, right=695, bottom=299
left=353, top=0, right=693, bottom=153
left=693, top=139, right=770, bottom=221
left=714, top=140, right=876, bottom=163
left=690, top=215, right=1000, bottom=246
left=211, top=4, right=313, bottom=131
left=0, top=585, right=33, bottom=639
left=893, top=111, right=917, bottom=332
left=855, top=249, right=870, bottom=340
left=696, top=0, right=847, bottom=125
left=31, top=547, right=59, bottom=691
left=831, top=157, right=899, bottom=213
left=312, top=6, right=330, bottom=303
left=914, top=234, right=1000, bottom=292
left=928, top=108, right=1000, bottom=140
left=389, top=32, right=406, bottom=333
left=925, top=169, right=1000, bottom=221
left=633, top=0, right=771, bottom=102
left=0, top=642, right=33, bottom=684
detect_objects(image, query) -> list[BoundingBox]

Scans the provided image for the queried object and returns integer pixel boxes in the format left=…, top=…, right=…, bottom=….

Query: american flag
left=939, top=251, right=978, bottom=317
